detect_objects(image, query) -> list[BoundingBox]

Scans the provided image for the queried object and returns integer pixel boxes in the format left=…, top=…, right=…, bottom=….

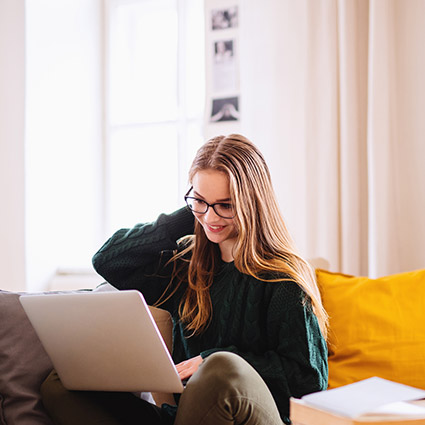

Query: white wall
left=239, top=2, right=308, bottom=253
left=0, top=0, right=26, bottom=291
left=25, top=0, right=103, bottom=291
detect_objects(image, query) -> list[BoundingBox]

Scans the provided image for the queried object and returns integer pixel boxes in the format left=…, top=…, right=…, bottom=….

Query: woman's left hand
left=175, top=355, right=203, bottom=381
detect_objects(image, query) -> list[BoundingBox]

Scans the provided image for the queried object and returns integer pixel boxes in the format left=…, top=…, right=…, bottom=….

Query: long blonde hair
left=162, top=134, right=328, bottom=338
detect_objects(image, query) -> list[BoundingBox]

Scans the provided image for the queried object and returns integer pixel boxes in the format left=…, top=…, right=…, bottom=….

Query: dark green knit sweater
left=92, top=207, right=328, bottom=423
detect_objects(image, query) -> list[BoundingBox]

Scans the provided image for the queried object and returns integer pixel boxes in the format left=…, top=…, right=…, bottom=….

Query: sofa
left=1, top=267, right=424, bottom=424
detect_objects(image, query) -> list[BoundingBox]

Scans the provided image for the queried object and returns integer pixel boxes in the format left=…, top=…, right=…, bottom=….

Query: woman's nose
left=205, top=205, right=220, bottom=221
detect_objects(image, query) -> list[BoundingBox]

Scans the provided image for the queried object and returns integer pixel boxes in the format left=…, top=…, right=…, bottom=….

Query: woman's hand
left=175, top=355, right=203, bottom=381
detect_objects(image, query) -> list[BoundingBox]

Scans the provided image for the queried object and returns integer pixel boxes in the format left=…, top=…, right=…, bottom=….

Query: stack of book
left=290, top=377, right=425, bottom=425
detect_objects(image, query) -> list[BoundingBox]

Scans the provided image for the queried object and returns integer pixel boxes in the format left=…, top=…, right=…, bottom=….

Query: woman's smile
left=205, top=223, right=226, bottom=233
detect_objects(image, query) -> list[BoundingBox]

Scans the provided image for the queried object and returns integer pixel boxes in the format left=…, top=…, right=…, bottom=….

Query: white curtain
left=240, top=0, right=425, bottom=277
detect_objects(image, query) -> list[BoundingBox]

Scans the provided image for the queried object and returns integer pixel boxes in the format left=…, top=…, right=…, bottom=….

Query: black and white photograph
left=214, top=40, right=234, bottom=63
left=212, top=39, right=238, bottom=92
left=210, top=96, right=240, bottom=122
left=211, top=6, right=238, bottom=30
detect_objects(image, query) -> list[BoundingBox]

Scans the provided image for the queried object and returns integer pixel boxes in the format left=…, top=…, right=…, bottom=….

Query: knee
left=176, top=353, right=281, bottom=425
left=194, top=352, right=254, bottom=391
left=202, top=351, right=246, bottom=372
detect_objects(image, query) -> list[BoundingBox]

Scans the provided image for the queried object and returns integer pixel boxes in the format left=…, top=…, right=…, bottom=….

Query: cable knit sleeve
left=92, top=207, right=194, bottom=302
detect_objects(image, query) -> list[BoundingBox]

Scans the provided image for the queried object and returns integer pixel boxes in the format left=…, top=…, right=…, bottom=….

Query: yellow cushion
left=316, top=268, right=425, bottom=390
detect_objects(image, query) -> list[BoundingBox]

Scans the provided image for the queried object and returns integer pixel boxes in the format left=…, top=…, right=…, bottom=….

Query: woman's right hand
left=175, top=355, right=203, bottom=381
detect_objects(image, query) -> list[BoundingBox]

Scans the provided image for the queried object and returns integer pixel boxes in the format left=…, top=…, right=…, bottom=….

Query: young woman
left=42, top=134, right=328, bottom=425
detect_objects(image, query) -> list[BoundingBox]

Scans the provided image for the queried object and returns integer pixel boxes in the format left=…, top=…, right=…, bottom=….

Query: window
left=105, top=0, right=205, bottom=233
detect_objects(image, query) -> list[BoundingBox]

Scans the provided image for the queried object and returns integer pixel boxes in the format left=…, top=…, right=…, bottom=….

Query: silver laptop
left=19, top=290, right=184, bottom=394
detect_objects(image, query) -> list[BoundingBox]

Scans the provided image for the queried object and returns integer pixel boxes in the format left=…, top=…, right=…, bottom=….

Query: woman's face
left=191, top=169, right=237, bottom=262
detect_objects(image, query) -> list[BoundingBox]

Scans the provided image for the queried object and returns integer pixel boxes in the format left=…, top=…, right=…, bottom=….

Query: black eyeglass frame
left=184, top=187, right=236, bottom=219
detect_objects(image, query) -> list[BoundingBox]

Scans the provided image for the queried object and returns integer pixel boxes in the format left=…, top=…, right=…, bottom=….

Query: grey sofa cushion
left=0, top=290, right=55, bottom=425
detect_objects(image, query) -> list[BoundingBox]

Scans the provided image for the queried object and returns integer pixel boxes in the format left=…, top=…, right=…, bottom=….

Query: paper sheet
left=370, top=401, right=425, bottom=416
left=301, top=377, right=425, bottom=418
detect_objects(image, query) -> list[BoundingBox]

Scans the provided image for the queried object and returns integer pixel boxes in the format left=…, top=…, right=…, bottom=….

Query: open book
left=290, top=377, right=425, bottom=425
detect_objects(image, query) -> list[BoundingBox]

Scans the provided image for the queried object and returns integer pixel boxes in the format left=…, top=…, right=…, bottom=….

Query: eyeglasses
left=184, top=188, right=236, bottom=219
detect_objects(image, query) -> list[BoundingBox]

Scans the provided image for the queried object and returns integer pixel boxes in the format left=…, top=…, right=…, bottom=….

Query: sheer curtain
left=240, top=0, right=425, bottom=277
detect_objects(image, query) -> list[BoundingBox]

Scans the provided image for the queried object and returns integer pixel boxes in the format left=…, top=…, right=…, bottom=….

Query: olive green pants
left=41, top=352, right=284, bottom=425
